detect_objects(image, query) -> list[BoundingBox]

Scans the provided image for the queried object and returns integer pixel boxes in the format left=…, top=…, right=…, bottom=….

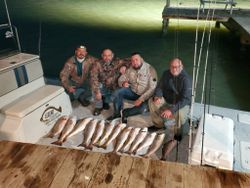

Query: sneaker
left=161, top=139, right=177, bottom=160
left=107, top=114, right=120, bottom=121
left=148, top=125, right=165, bottom=132
left=103, top=102, right=110, bottom=110
left=121, top=116, right=127, bottom=124
left=78, top=99, right=90, bottom=107
left=93, top=108, right=103, bottom=116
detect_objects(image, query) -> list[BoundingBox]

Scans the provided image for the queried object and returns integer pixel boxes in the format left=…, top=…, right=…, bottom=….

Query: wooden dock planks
left=1, top=140, right=250, bottom=188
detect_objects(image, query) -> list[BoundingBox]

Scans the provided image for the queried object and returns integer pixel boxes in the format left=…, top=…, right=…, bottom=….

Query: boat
left=1, top=0, right=250, bottom=186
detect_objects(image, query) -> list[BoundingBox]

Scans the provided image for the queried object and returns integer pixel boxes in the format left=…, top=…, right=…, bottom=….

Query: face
left=170, top=59, right=182, bottom=76
left=102, top=49, right=113, bottom=63
left=131, top=54, right=142, bottom=69
left=75, top=47, right=87, bottom=59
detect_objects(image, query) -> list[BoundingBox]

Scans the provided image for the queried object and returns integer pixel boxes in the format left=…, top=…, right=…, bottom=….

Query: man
left=107, top=52, right=157, bottom=123
left=148, top=58, right=192, bottom=160
left=60, top=45, right=96, bottom=106
left=90, top=48, right=129, bottom=116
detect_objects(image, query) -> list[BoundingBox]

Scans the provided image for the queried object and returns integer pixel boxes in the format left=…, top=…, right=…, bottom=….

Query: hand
left=95, top=91, right=102, bottom=100
left=134, top=99, right=142, bottom=107
left=119, top=66, right=126, bottom=75
left=68, top=86, right=76, bottom=93
left=122, top=81, right=129, bottom=88
left=160, top=109, right=172, bottom=119
left=153, top=96, right=161, bottom=105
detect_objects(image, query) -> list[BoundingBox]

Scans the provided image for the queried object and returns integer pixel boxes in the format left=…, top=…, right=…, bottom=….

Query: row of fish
left=45, top=115, right=165, bottom=157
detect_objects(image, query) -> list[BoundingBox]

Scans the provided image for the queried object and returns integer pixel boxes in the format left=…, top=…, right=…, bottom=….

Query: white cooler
left=190, top=113, right=234, bottom=170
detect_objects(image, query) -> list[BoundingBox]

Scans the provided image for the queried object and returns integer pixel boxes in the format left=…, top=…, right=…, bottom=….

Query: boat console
left=0, top=53, right=72, bottom=143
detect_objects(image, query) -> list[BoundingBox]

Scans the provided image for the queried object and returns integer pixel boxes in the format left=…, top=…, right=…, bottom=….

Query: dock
left=162, top=6, right=250, bottom=44
left=1, top=140, right=250, bottom=188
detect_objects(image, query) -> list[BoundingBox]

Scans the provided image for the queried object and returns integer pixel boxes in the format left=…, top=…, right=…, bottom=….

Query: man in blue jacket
left=148, top=58, right=192, bottom=160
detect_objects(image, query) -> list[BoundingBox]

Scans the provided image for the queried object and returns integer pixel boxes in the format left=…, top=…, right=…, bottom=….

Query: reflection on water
left=1, top=0, right=250, bottom=110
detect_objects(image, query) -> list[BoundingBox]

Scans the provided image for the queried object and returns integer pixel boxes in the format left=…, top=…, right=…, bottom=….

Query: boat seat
left=1, top=85, right=64, bottom=118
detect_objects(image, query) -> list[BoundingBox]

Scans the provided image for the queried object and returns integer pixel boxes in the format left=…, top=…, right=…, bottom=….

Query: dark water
left=1, top=0, right=250, bottom=111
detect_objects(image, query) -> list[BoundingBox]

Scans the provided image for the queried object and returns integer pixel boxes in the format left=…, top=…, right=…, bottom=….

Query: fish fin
left=51, top=140, right=62, bottom=146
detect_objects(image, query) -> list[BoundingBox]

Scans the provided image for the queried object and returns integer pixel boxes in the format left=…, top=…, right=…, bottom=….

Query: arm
left=170, top=76, right=192, bottom=113
left=139, top=66, right=158, bottom=102
left=90, top=61, right=101, bottom=94
left=60, top=61, right=73, bottom=91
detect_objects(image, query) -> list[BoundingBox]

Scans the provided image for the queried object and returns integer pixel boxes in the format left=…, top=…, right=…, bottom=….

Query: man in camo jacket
left=90, top=48, right=129, bottom=116
left=60, top=45, right=96, bottom=106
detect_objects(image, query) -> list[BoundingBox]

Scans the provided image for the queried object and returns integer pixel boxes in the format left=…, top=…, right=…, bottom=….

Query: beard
left=133, top=63, right=142, bottom=70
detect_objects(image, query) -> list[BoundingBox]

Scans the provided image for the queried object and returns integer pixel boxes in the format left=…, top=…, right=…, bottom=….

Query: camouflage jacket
left=90, top=57, right=130, bottom=93
left=60, top=55, right=96, bottom=91
left=118, top=61, right=158, bottom=102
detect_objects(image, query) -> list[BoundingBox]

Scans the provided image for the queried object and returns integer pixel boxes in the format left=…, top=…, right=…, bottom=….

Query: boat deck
left=38, top=100, right=250, bottom=174
left=1, top=140, right=250, bottom=188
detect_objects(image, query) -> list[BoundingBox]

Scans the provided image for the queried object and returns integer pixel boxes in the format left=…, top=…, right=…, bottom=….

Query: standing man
left=107, top=52, right=157, bottom=123
left=148, top=58, right=192, bottom=160
left=90, top=48, right=129, bottom=116
left=60, top=45, right=96, bottom=106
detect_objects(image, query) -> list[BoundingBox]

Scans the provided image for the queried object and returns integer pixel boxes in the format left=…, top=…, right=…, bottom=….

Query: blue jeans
left=66, top=81, right=91, bottom=102
left=94, top=83, right=112, bottom=108
left=112, top=87, right=148, bottom=117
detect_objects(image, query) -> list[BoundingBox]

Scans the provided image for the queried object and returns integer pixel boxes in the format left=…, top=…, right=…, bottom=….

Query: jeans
left=112, top=87, right=148, bottom=117
left=66, top=81, right=91, bottom=102
left=148, top=97, right=190, bottom=142
left=94, top=83, right=112, bottom=109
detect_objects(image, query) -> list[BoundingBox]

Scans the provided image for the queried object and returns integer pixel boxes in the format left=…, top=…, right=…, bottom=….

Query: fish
left=126, top=128, right=148, bottom=155
left=66, top=117, right=93, bottom=138
left=134, top=132, right=157, bottom=155
left=96, top=118, right=119, bottom=147
left=45, top=115, right=69, bottom=138
left=90, top=119, right=106, bottom=146
left=113, top=126, right=133, bottom=153
left=142, top=133, right=165, bottom=158
left=78, top=119, right=99, bottom=149
left=119, top=127, right=141, bottom=153
left=101, top=123, right=126, bottom=149
left=51, top=116, right=77, bottom=146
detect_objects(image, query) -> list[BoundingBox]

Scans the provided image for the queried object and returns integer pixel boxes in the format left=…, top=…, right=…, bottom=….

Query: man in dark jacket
left=148, top=58, right=192, bottom=160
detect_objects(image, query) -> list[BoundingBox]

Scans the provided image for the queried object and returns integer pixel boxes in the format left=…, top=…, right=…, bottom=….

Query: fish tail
left=77, top=143, right=86, bottom=147
left=99, top=144, right=107, bottom=149
left=51, top=140, right=62, bottom=146
left=85, top=145, right=93, bottom=150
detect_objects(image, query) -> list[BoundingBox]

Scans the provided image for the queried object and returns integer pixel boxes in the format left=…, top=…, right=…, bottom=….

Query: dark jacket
left=154, top=69, right=192, bottom=113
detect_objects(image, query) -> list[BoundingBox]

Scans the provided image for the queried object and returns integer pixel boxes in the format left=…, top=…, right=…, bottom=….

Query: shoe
left=122, top=116, right=127, bottom=124
left=103, top=102, right=110, bottom=110
left=148, top=125, right=165, bottom=132
left=161, top=140, right=177, bottom=160
left=107, top=114, right=120, bottom=121
left=78, top=99, right=90, bottom=107
left=93, top=108, right=102, bottom=116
